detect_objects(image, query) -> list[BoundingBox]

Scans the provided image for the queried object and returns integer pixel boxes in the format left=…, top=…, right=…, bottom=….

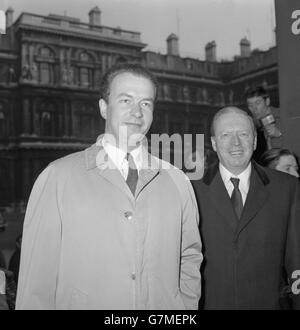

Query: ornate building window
left=78, top=52, right=94, bottom=88
left=0, top=111, right=6, bottom=138
left=38, top=102, right=58, bottom=137
left=38, top=46, right=55, bottom=84
left=0, top=103, right=8, bottom=138
left=76, top=103, right=104, bottom=139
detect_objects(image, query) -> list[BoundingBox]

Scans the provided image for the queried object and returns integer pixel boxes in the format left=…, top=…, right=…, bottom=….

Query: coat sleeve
left=285, top=179, right=300, bottom=309
left=16, top=164, right=63, bottom=310
left=179, top=177, right=202, bottom=309
left=168, top=169, right=202, bottom=310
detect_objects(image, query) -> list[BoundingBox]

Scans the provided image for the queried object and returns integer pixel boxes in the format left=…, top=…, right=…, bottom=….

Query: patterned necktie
left=230, top=177, right=243, bottom=219
left=126, top=153, right=138, bottom=195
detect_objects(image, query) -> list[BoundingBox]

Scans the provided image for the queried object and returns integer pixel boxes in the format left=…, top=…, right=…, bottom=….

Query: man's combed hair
left=100, top=63, right=158, bottom=102
left=245, top=85, right=269, bottom=100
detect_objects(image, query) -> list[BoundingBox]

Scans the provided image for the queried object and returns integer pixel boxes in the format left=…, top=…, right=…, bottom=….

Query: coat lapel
left=85, top=143, right=133, bottom=199
left=135, top=152, right=160, bottom=198
left=235, top=162, right=270, bottom=240
left=203, top=165, right=238, bottom=232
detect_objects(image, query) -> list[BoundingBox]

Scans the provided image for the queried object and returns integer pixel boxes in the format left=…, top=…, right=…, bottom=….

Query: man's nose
left=131, top=102, right=142, bottom=117
left=232, top=134, right=241, bottom=145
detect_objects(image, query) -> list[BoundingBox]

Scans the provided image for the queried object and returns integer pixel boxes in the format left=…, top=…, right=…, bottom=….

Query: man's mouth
left=124, top=122, right=142, bottom=127
left=230, top=150, right=243, bottom=156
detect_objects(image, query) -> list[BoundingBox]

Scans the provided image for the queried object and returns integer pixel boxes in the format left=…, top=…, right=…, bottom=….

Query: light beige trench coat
left=16, top=143, right=202, bottom=310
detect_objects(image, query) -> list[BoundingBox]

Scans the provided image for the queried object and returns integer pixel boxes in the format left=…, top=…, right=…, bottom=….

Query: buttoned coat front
left=192, top=162, right=300, bottom=310
left=16, top=143, right=202, bottom=310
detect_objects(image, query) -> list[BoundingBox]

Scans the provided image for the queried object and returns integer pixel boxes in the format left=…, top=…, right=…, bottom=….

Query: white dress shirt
left=96, top=135, right=143, bottom=180
left=219, top=163, right=252, bottom=205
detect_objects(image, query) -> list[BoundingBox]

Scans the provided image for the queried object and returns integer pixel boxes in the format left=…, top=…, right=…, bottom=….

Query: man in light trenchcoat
left=16, top=63, right=202, bottom=310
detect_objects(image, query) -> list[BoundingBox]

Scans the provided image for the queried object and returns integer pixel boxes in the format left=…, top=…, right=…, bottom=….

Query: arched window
left=38, top=46, right=55, bottom=84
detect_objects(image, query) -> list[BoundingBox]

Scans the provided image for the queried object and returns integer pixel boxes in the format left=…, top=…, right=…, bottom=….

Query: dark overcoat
left=192, top=162, right=300, bottom=309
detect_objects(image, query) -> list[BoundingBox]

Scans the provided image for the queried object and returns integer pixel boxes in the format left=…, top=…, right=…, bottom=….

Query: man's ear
left=265, top=97, right=270, bottom=107
left=253, top=134, right=257, bottom=151
left=99, top=99, right=108, bottom=120
left=211, top=136, right=217, bottom=152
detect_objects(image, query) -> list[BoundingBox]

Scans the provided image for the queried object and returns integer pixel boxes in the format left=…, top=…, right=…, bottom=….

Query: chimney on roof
left=89, top=6, right=101, bottom=26
left=166, top=33, right=179, bottom=56
left=240, top=37, right=251, bottom=57
left=205, top=41, right=216, bottom=62
left=5, top=7, right=14, bottom=28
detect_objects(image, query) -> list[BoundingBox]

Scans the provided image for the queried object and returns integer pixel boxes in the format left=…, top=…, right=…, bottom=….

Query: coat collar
left=84, top=142, right=161, bottom=200
left=202, top=160, right=270, bottom=187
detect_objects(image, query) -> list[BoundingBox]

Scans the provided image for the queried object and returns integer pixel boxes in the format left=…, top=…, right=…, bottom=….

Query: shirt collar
left=219, top=162, right=251, bottom=188
left=98, top=134, right=143, bottom=172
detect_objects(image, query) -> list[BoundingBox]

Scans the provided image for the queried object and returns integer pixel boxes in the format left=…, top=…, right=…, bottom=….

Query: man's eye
left=141, top=102, right=152, bottom=108
left=220, top=133, right=229, bottom=138
left=121, top=99, right=130, bottom=104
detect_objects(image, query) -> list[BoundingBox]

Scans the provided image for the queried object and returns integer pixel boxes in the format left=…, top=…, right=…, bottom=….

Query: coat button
left=131, top=272, right=136, bottom=280
left=124, top=211, right=133, bottom=220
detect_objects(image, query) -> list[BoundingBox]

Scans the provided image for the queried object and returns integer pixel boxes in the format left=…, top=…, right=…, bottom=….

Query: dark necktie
left=126, top=153, right=138, bottom=195
left=230, top=177, right=243, bottom=219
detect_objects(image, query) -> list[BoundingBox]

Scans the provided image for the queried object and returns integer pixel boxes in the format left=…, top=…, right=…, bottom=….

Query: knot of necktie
left=230, top=177, right=240, bottom=189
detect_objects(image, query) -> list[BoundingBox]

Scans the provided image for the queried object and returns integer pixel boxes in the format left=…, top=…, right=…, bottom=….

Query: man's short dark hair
left=260, top=148, right=298, bottom=169
left=100, top=63, right=158, bottom=103
left=245, top=86, right=269, bottom=100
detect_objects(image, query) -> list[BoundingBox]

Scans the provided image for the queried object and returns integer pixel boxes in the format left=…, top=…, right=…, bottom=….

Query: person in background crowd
left=0, top=213, right=7, bottom=270
left=185, top=148, right=218, bottom=181
left=16, top=63, right=202, bottom=310
left=246, top=86, right=282, bottom=161
left=260, top=148, right=299, bottom=179
left=0, top=214, right=8, bottom=310
left=192, top=106, right=300, bottom=309
left=0, top=269, right=8, bottom=310
left=8, top=234, right=22, bottom=285
left=0, top=215, right=17, bottom=310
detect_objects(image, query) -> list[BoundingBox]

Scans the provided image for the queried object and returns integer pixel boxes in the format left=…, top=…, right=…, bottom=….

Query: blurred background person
left=0, top=214, right=7, bottom=269
left=185, top=147, right=218, bottom=181
left=246, top=86, right=282, bottom=161
left=8, top=234, right=22, bottom=286
left=260, top=148, right=299, bottom=178
left=185, top=149, right=205, bottom=180
left=0, top=216, right=17, bottom=310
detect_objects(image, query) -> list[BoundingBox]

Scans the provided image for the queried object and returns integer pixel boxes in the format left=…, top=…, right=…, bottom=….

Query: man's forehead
left=215, top=112, right=252, bottom=129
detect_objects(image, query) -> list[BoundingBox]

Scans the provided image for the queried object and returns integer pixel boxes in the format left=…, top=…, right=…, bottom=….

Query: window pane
left=40, top=63, right=50, bottom=84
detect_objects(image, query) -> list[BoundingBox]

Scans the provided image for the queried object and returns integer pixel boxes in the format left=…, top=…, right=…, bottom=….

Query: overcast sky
left=2, top=0, right=276, bottom=60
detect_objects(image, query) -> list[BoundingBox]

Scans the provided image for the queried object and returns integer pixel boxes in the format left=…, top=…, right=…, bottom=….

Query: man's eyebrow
left=116, top=93, right=154, bottom=102
left=117, top=93, right=133, bottom=98
left=141, top=98, right=154, bottom=102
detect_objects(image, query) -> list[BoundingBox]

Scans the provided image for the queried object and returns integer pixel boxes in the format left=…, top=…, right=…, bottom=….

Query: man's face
left=246, top=96, right=270, bottom=119
left=99, top=72, right=155, bottom=150
left=211, top=111, right=257, bottom=175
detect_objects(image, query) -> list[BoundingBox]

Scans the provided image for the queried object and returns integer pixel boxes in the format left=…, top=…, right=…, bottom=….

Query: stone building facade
left=0, top=7, right=279, bottom=207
